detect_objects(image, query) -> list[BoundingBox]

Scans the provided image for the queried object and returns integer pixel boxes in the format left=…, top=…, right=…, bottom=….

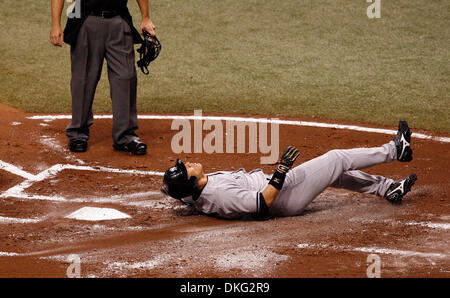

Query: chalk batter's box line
left=26, top=115, right=450, bottom=143
left=0, top=162, right=164, bottom=202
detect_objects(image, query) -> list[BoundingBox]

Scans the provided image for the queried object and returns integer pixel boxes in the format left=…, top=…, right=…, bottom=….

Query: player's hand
left=278, top=146, right=300, bottom=173
left=140, top=18, right=156, bottom=36
left=50, top=25, right=64, bottom=47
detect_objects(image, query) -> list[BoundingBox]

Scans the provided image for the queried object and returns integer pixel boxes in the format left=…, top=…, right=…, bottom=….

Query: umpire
left=50, top=0, right=156, bottom=155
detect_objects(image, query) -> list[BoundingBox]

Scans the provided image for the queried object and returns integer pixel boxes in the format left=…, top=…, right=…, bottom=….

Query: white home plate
left=65, top=207, right=131, bottom=221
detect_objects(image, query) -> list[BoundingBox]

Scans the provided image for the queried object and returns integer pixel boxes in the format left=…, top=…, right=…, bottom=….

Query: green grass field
left=0, top=0, right=448, bottom=132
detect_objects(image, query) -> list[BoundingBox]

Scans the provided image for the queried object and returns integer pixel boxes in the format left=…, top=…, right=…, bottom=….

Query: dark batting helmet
left=161, top=159, right=198, bottom=199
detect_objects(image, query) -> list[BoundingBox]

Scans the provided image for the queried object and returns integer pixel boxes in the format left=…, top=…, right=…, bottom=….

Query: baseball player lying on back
left=161, top=120, right=417, bottom=219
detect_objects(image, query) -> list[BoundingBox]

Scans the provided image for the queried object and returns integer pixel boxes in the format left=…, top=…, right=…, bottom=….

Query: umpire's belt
left=89, top=11, right=120, bottom=18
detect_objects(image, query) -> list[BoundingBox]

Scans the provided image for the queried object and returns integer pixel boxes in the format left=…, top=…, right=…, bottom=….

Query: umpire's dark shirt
left=64, top=0, right=142, bottom=47
left=87, top=0, right=126, bottom=12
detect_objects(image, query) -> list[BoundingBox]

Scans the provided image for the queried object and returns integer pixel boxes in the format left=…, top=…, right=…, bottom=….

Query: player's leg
left=272, top=142, right=395, bottom=215
left=330, top=170, right=393, bottom=197
left=283, top=120, right=412, bottom=189
left=66, top=16, right=106, bottom=149
left=331, top=169, right=417, bottom=205
left=271, top=121, right=413, bottom=215
left=284, top=141, right=396, bottom=189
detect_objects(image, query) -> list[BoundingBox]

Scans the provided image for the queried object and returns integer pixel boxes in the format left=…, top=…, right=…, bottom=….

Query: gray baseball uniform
left=180, top=141, right=396, bottom=219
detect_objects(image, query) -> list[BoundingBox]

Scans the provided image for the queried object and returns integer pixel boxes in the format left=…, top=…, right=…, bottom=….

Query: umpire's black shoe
left=394, top=120, right=413, bottom=162
left=69, top=139, right=88, bottom=153
left=113, top=140, right=147, bottom=155
left=384, top=173, right=417, bottom=205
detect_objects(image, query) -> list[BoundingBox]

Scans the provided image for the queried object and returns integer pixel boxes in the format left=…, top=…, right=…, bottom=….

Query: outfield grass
left=0, top=0, right=448, bottom=132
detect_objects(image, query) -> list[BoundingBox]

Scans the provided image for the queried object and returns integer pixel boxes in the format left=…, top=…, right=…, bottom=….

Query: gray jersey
left=181, top=169, right=270, bottom=219
left=181, top=142, right=397, bottom=219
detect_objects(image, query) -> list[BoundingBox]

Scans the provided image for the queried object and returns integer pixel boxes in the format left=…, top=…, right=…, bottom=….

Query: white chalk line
left=348, top=218, right=450, bottom=231
left=27, top=114, right=450, bottom=143
left=0, top=160, right=36, bottom=180
left=0, top=161, right=166, bottom=225
left=0, top=159, right=168, bottom=225
left=296, top=243, right=449, bottom=260
left=0, top=163, right=164, bottom=200
left=41, top=135, right=85, bottom=165
left=0, top=216, right=41, bottom=224
left=0, top=252, right=20, bottom=257
left=404, top=221, right=450, bottom=230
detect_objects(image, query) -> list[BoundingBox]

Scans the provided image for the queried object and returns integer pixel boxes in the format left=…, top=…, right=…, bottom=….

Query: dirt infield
left=0, top=103, right=448, bottom=278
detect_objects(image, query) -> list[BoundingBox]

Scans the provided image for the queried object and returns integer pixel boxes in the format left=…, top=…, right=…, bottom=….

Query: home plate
left=65, top=207, right=131, bottom=221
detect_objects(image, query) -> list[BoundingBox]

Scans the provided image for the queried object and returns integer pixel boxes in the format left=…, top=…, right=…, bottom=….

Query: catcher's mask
left=161, top=159, right=198, bottom=201
left=137, top=30, right=161, bottom=75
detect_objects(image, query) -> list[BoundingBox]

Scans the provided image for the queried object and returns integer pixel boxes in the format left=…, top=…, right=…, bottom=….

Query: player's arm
left=261, top=146, right=300, bottom=207
left=261, top=185, right=280, bottom=207
left=136, top=0, right=156, bottom=35
left=50, top=0, right=65, bottom=47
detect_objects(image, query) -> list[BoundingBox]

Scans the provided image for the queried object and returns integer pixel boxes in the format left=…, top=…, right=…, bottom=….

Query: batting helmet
left=161, top=159, right=198, bottom=199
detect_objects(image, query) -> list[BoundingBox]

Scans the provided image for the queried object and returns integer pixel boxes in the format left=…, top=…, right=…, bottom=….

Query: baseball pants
left=66, top=15, right=139, bottom=145
left=271, top=141, right=396, bottom=216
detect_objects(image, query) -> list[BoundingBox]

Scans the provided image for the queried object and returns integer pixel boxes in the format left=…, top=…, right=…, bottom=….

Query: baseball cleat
left=384, top=173, right=417, bottom=205
left=394, top=120, right=413, bottom=162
